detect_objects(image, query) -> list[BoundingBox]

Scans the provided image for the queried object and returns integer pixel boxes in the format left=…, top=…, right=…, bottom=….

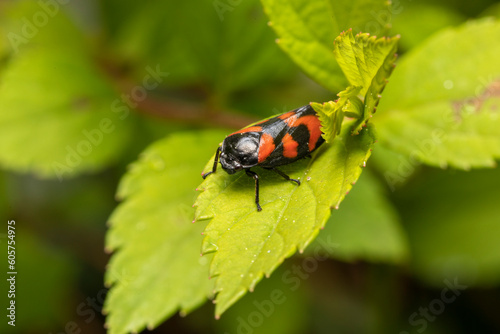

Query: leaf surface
left=333, top=30, right=399, bottom=133
left=109, top=0, right=293, bottom=92
left=311, top=86, right=362, bottom=143
left=104, top=131, right=226, bottom=334
left=261, top=0, right=392, bottom=92
left=0, top=3, right=132, bottom=179
left=195, top=120, right=375, bottom=316
left=376, top=19, right=500, bottom=169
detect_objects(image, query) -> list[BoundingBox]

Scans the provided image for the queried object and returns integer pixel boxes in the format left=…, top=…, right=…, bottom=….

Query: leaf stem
left=97, top=56, right=257, bottom=129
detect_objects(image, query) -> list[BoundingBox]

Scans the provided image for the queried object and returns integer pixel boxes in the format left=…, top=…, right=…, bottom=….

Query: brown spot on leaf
left=452, top=79, right=500, bottom=121
left=72, top=96, right=91, bottom=112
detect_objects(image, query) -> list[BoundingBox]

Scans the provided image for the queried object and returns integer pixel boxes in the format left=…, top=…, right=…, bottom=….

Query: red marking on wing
left=289, top=115, right=322, bottom=151
left=278, top=111, right=296, bottom=121
left=231, top=125, right=262, bottom=135
left=282, top=133, right=298, bottom=158
left=258, top=133, right=275, bottom=163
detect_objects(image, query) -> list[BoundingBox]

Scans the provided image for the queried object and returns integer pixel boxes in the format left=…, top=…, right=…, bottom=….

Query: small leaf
left=376, top=19, right=500, bottom=169
left=333, top=30, right=398, bottom=96
left=333, top=30, right=399, bottom=134
left=195, top=120, right=375, bottom=317
left=261, top=0, right=392, bottom=92
left=104, top=131, right=226, bottom=334
left=343, top=92, right=365, bottom=119
left=310, top=85, right=362, bottom=143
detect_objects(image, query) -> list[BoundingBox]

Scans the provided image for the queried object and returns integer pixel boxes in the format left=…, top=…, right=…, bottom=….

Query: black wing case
left=258, top=105, right=323, bottom=167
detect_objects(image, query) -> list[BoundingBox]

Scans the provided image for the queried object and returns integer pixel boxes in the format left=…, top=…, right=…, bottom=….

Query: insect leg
left=265, top=167, right=301, bottom=186
left=245, top=169, right=262, bottom=212
left=202, top=146, right=221, bottom=179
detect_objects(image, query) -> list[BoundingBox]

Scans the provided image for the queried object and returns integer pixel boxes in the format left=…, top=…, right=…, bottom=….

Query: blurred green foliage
left=1, top=0, right=500, bottom=334
left=104, top=131, right=222, bottom=334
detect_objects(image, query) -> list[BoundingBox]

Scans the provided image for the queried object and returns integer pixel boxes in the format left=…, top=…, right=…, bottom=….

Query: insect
left=202, top=104, right=325, bottom=211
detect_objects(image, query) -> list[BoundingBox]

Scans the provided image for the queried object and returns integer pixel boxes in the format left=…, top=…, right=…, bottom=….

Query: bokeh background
left=1, top=0, right=500, bottom=333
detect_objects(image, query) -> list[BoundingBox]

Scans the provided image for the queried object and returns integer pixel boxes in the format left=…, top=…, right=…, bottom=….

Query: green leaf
left=310, top=30, right=398, bottom=143
left=2, top=1, right=85, bottom=52
left=195, top=119, right=375, bottom=317
left=261, top=0, right=392, bottom=92
left=109, top=0, right=293, bottom=93
left=0, top=4, right=132, bottom=179
left=104, top=131, right=226, bottom=334
left=376, top=19, right=500, bottom=169
left=391, top=3, right=466, bottom=52
left=306, top=171, right=408, bottom=263
left=399, top=168, right=500, bottom=286
left=310, top=86, right=362, bottom=143
left=333, top=30, right=399, bottom=134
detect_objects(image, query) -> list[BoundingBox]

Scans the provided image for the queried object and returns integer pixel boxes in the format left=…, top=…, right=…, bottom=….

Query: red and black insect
left=202, top=104, right=325, bottom=211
